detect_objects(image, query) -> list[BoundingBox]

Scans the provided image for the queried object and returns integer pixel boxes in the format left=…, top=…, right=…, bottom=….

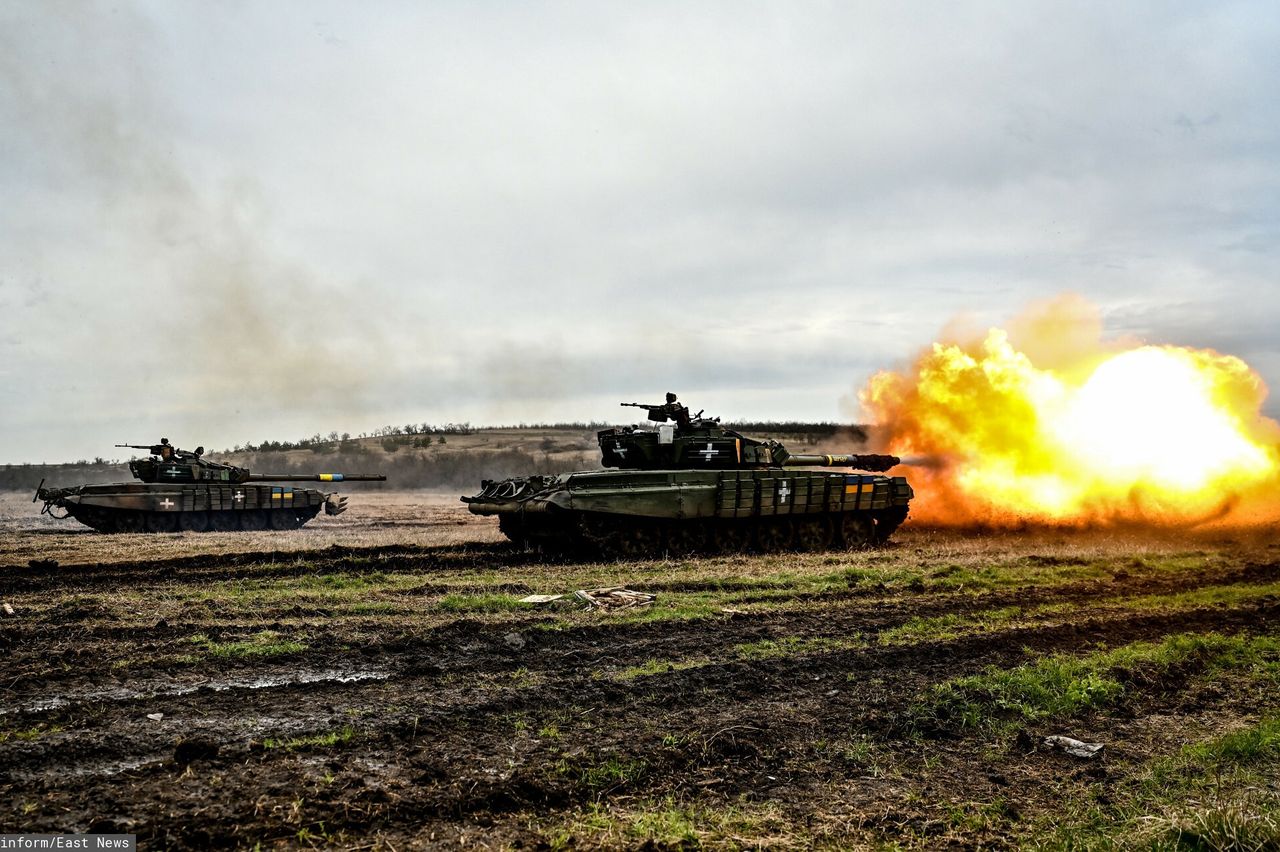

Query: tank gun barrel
left=244, top=473, right=387, bottom=483
left=780, top=453, right=900, bottom=472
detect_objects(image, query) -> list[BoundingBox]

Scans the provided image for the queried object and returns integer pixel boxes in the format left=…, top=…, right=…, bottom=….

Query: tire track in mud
left=6, top=599, right=1278, bottom=846
left=0, top=542, right=534, bottom=592
left=6, top=600, right=1276, bottom=776
left=3, top=557, right=1276, bottom=695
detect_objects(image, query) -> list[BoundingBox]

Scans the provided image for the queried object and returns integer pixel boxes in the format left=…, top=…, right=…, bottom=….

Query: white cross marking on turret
left=614, top=446, right=627, bottom=457
left=778, top=482, right=790, bottom=503
left=233, top=491, right=245, bottom=502
left=698, top=443, right=718, bottom=461
left=160, top=498, right=175, bottom=509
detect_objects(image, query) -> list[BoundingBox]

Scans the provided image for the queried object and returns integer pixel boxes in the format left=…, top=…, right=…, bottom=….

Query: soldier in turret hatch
left=621, top=393, right=694, bottom=428
left=662, top=392, right=692, bottom=428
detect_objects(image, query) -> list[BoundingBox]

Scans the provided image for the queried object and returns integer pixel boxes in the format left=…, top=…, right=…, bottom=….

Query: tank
left=462, top=401, right=913, bottom=555
left=34, top=439, right=387, bottom=533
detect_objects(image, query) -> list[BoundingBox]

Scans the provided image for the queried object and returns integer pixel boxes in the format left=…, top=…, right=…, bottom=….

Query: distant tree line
left=5, top=421, right=868, bottom=492
left=220, top=424, right=477, bottom=454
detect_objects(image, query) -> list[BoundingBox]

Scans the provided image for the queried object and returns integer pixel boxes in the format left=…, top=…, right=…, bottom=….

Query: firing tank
left=34, top=439, right=387, bottom=532
left=462, top=400, right=912, bottom=555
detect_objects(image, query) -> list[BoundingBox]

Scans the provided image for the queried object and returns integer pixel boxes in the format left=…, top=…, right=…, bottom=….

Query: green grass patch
left=1181, top=716, right=1280, bottom=767
left=0, top=723, right=64, bottom=744
left=1029, top=715, right=1280, bottom=850
left=615, top=657, right=710, bottom=680
left=734, top=635, right=859, bottom=660
left=552, top=754, right=648, bottom=794
left=878, top=606, right=1023, bottom=645
left=262, top=726, right=354, bottom=751
left=185, top=630, right=307, bottom=659
left=919, top=632, right=1280, bottom=734
left=437, top=593, right=525, bottom=613
left=546, top=796, right=793, bottom=850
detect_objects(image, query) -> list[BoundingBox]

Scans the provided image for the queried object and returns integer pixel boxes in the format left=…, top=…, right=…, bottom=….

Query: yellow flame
left=860, top=297, right=1280, bottom=526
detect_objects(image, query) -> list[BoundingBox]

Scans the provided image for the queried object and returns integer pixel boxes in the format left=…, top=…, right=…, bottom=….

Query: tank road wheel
left=73, top=507, right=108, bottom=532
left=114, top=511, right=144, bottom=533
left=711, top=521, right=752, bottom=555
left=209, top=511, right=238, bottom=532
left=614, top=522, right=662, bottom=560
left=755, top=518, right=795, bottom=554
left=574, top=514, right=617, bottom=555
left=295, top=506, right=322, bottom=529
left=664, top=520, right=708, bottom=557
left=238, top=510, right=270, bottom=531
left=270, top=510, right=303, bottom=530
left=874, top=506, right=909, bottom=543
left=499, top=514, right=530, bottom=548
left=144, top=511, right=179, bottom=533
left=839, top=513, right=875, bottom=550
left=179, top=511, right=210, bottom=532
left=795, top=516, right=834, bottom=552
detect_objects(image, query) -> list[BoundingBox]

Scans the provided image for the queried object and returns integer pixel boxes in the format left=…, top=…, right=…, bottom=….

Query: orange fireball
left=860, top=296, right=1280, bottom=526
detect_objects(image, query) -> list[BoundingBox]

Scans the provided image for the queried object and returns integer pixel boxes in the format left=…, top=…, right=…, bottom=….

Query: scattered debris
left=1, top=602, right=14, bottom=617
left=503, top=632, right=527, bottom=650
left=520, top=588, right=657, bottom=610
left=28, top=558, right=58, bottom=570
left=518, top=594, right=566, bottom=605
left=146, top=712, right=164, bottom=722
left=1043, top=735, right=1104, bottom=759
left=574, top=587, right=656, bottom=610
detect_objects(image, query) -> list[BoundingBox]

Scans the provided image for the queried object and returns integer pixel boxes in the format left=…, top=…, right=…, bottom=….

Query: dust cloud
left=0, top=3, right=393, bottom=431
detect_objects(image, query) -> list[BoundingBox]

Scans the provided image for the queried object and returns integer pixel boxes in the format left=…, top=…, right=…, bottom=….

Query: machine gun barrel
left=244, top=473, right=387, bottom=483
left=781, top=453, right=900, bottom=472
left=620, top=402, right=652, bottom=409
left=114, top=443, right=154, bottom=450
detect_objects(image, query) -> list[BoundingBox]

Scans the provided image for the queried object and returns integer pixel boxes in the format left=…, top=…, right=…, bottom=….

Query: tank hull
left=464, top=468, right=912, bottom=555
left=39, top=481, right=341, bottom=532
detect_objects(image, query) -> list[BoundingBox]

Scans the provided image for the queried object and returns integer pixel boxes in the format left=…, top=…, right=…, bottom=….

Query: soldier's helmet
left=666, top=392, right=677, bottom=403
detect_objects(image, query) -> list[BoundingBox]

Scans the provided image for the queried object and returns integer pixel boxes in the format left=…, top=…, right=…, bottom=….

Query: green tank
left=34, top=439, right=387, bottom=533
left=462, top=400, right=913, bottom=555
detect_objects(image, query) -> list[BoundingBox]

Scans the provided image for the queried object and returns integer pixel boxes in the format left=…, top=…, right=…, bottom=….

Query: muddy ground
left=2, top=491, right=1279, bottom=849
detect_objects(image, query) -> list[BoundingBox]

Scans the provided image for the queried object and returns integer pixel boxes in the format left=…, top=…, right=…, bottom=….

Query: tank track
left=62, top=505, right=323, bottom=533
left=497, top=506, right=909, bottom=557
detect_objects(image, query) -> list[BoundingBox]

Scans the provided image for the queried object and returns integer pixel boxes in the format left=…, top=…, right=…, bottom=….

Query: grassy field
left=2, top=490, right=1279, bottom=849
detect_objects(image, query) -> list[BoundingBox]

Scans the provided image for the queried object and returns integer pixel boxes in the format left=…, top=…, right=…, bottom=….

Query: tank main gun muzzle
left=780, top=453, right=900, bottom=472
left=243, top=473, right=387, bottom=483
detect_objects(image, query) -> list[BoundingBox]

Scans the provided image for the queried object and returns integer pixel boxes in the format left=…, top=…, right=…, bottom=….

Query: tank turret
left=35, top=440, right=386, bottom=533
left=597, top=418, right=899, bottom=473
left=117, top=440, right=385, bottom=486
left=463, top=399, right=913, bottom=556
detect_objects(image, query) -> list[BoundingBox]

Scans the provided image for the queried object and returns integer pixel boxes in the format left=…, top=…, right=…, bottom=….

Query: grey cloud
left=2, top=1, right=1279, bottom=461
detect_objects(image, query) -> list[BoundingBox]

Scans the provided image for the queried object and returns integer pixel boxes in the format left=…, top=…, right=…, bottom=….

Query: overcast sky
left=2, top=1, right=1278, bottom=463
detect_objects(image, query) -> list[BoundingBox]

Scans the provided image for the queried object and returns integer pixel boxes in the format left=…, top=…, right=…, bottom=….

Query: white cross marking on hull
left=698, top=443, right=718, bottom=461
left=614, top=446, right=627, bottom=457
left=160, top=498, right=175, bottom=509
left=778, top=482, right=790, bottom=502
left=233, top=491, right=245, bottom=502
